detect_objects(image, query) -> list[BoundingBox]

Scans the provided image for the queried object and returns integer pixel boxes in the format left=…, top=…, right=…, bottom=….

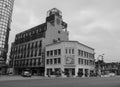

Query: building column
left=88, top=69, right=90, bottom=77
left=61, top=68, right=66, bottom=77
left=44, top=68, right=47, bottom=77
left=75, top=68, right=78, bottom=77
left=82, top=69, right=85, bottom=77
left=52, top=68, right=55, bottom=75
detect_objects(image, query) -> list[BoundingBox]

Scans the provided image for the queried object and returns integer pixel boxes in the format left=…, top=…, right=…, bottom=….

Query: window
left=58, top=30, right=61, bottom=34
left=58, top=38, right=60, bottom=41
left=78, top=58, right=80, bottom=64
left=28, top=43, right=30, bottom=49
left=72, top=48, right=74, bottom=54
left=78, top=50, right=80, bottom=55
left=31, top=42, right=34, bottom=49
left=39, top=49, right=41, bottom=56
left=50, top=59, right=53, bottom=64
left=24, top=44, right=26, bottom=51
left=87, top=60, right=89, bottom=65
left=38, top=58, right=41, bottom=65
left=65, top=48, right=67, bottom=54
left=26, top=60, right=28, bottom=66
left=54, top=50, right=57, bottom=56
left=86, top=52, right=88, bottom=58
left=35, top=41, right=38, bottom=48
left=27, top=50, right=30, bottom=57
left=34, top=49, right=38, bottom=57
left=84, top=51, right=86, bottom=57
left=30, top=59, right=32, bottom=66
left=34, top=59, right=36, bottom=66
left=32, top=59, right=34, bottom=65
left=84, top=60, right=86, bottom=65
left=31, top=50, right=33, bottom=57
left=92, top=54, right=94, bottom=58
left=54, top=58, right=57, bottom=64
left=58, top=49, right=61, bottom=55
left=50, top=51, right=53, bottom=56
left=81, top=59, right=83, bottom=64
left=47, top=51, right=50, bottom=56
left=81, top=51, right=83, bottom=56
left=36, top=59, right=39, bottom=65
left=47, top=59, right=49, bottom=64
left=58, top=58, right=61, bottom=64
left=39, top=40, right=42, bottom=47
left=69, top=49, right=71, bottom=54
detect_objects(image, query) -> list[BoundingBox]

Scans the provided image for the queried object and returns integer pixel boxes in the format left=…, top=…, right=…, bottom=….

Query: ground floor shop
left=45, top=67, right=95, bottom=77
left=10, top=67, right=45, bottom=76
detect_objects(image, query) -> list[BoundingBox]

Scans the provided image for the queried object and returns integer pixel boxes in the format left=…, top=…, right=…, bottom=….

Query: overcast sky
left=9, top=0, right=120, bottom=62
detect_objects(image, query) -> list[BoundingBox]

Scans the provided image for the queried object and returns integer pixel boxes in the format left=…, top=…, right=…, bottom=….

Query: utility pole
left=97, top=54, right=105, bottom=77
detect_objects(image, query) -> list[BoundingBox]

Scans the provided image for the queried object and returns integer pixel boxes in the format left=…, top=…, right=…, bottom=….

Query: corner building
left=9, top=8, right=69, bottom=75
left=45, top=41, right=95, bottom=77
left=0, top=0, right=14, bottom=73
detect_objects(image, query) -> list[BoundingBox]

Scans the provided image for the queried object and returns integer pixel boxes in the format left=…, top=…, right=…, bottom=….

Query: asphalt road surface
left=0, top=77, right=120, bottom=87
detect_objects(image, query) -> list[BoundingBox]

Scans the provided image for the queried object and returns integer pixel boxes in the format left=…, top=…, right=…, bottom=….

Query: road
left=0, top=76, right=120, bottom=87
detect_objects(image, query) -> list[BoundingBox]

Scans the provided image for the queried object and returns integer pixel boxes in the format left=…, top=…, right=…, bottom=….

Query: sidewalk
left=0, top=75, right=45, bottom=81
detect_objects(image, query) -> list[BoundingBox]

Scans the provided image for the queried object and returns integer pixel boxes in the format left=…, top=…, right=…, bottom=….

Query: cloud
left=9, top=0, right=120, bottom=62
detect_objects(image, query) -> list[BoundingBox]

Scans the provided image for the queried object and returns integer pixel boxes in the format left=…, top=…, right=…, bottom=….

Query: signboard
left=65, top=55, right=75, bottom=64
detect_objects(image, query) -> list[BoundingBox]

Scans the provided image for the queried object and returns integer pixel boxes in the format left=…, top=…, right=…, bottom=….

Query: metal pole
left=12, top=57, right=15, bottom=75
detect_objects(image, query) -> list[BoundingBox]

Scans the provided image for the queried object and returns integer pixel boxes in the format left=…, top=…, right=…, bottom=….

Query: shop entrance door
left=64, top=68, right=75, bottom=77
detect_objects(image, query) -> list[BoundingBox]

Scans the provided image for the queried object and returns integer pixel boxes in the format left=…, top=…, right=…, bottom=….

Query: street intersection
left=0, top=76, right=120, bottom=87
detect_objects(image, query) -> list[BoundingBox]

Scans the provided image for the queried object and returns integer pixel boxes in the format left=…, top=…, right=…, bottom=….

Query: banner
left=65, top=55, right=75, bottom=64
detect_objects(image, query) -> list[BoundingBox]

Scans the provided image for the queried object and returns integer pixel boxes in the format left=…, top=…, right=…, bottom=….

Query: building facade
left=95, top=60, right=120, bottom=76
left=45, top=41, right=95, bottom=77
left=9, top=8, right=69, bottom=75
left=104, top=62, right=120, bottom=75
left=0, top=0, right=14, bottom=74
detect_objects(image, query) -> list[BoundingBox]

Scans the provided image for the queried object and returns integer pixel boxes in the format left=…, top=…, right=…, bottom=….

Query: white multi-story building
left=45, top=41, right=95, bottom=77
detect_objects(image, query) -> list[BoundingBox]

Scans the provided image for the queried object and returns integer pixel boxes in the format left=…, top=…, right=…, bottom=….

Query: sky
left=9, top=0, right=120, bottom=62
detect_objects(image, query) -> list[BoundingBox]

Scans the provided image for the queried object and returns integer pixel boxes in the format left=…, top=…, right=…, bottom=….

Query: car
left=21, top=71, right=32, bottom=77
left=104, top=73, right=116, bottom=77
left=108, top=73, right=116, bottom=77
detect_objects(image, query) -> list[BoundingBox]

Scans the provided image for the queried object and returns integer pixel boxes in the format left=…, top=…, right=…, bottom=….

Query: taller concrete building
left=0, top=0, right=14, bottom=73
left=9, top=8, right=69, bottom=75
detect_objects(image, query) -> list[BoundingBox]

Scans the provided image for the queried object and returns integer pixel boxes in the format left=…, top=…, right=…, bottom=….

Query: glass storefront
left=64, top=68, right=75, bottom=77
